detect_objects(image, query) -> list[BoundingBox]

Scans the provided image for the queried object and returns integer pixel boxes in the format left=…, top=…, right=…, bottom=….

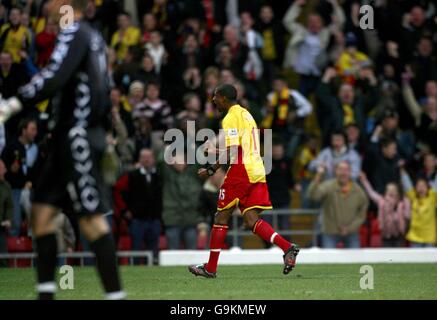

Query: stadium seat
left=369, top=218, right=382, bottom=248
left=359, top=224, right=369, bottom=247
left=7, top=236, right=33, bottom=267
left=159, top=235, right=168, bottom=250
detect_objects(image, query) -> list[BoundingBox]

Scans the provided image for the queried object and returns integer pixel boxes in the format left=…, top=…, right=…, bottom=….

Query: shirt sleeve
left=222, top=114, right=240, bottom=148
left=17, top=22, right=88, bottom=106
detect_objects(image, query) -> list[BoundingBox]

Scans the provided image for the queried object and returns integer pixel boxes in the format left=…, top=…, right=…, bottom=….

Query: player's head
left=213, top=84, right=237, bottom=112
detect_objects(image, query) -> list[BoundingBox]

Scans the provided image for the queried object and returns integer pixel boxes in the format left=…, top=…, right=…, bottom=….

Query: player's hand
left=198, top=168, right=209, bottom=179
left=359, top=171, right=367, bottom=182
left=0, top=96, right=22, bottom=124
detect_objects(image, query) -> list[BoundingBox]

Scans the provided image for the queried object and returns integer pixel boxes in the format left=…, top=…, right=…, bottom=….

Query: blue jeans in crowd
left=129, top=218, right=161, bottom=264
left=165, top=226, right=197, bottom=250
left=410, top=242, right=434, bottom=248
left=322, top=233, right=360, bottom=248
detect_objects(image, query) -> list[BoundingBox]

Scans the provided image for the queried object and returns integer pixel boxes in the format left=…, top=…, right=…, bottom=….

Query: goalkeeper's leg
left=79, top=214, right=126, bottom=299
left=31, top=204, right=59, bottom=300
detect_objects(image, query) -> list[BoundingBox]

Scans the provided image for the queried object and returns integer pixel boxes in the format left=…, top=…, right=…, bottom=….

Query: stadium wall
left=159, top=247, right=437, bottom=266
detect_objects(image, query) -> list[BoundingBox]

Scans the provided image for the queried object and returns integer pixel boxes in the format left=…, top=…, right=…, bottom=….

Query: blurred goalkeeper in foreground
left=0, top=0, right=124, bottom=300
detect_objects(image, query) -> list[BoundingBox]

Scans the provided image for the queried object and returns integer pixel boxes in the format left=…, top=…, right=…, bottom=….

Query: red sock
left=253, top=219, right=291, bottom=253
left=205, top=224, right=228, bottom=273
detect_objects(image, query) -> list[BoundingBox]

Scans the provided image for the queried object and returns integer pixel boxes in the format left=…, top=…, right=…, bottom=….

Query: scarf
left=262, top=88, right=290, bottom=128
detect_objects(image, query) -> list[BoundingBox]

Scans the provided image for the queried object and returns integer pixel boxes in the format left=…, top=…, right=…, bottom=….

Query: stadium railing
left=228, top=208, right=320, bottom=247
left=0, top=251, right=154, bottom=267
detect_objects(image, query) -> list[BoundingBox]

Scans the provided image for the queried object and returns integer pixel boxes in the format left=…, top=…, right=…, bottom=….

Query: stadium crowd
left=0, top=0, right=437, bottom=266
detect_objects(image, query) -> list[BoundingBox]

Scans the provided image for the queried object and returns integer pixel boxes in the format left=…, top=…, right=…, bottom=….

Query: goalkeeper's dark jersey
left=17, top=19, right=110, bottom=132
left=16, top=20, right=111, bottom=215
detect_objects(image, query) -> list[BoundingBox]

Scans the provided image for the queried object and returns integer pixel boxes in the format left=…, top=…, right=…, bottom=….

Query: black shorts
left=33, top=126, right=110, bottom=216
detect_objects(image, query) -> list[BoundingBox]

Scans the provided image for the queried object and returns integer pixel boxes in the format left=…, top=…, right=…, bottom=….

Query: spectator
left=215, top=24, right=247, bottom=78
left=134, top=53, right=160, bottom=86
left=335, top=32, right=371, bottom=84
left=400, top=167, right=437, bottom=248
left=161, top=153, right=203, bottom=250
left=114, top=148, right=162, bottom=264
left=370, top=109, right=415, bottom=162
left=316, top=67, right=378, bottom=140
left=408, top=37, right=437, bottom=98
left=256, top=4, right=284, bottom=86
left=359, top=172, right=410, bottom=247
left=1, top=118, right=38, bottom=236
left=282, top=0, right=345, bottom=97
left=239, top=11, right=263, bottom=83
left=34, top=18, right=57, bottom=68
left=296, top=134, right=319, bottom=208
left=265, top=139, right=300, bottom=239
left=141, top=13, right=158, bottom=44
left=129, top=116, right=153, bottom=160
left=0, top=7, right=31, bottom=63
left=0, top=159, right=13, bottom=267
left=262, top=77, right=312, bottom=157
left=176, top=93, right=206, bottom=130
left=0, top=51, right=27, bottom=99
left=402, top=72, right=437, bottom=154
left=126, top=80, right=145, bottom=111
left=309, top=130, right=361, bottom=180
left=144, top=30, right=167, bottom=74
left=417, top=153, right=437, bottom=186
left=365, top=138, right=401, bottom=195
left=110, top=11, right=141, bottom=62
left=110, top=87, right=135, bottom=137
left=307, top=161, right=368, bottom=248
left=344, top=123, right=364, bottom=155
left=133, top=81, right=174, bottom=134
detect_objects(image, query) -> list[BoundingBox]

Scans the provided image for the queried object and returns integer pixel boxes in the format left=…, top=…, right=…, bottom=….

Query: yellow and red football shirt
left=222, top=104, right=266, bottom=183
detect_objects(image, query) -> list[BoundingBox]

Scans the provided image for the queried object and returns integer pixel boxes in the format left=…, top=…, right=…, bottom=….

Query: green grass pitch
left=1, top=264, right=436, bottom=300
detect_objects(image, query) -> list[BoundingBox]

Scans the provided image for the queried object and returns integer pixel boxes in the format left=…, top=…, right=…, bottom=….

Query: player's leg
left=206, top=209, right=233, bottom=271
left=79, top=214, right=125, bottom=299
left=243, top=208, right=299, bottom=274
left=188, top=208, right=233, bottom=277
left=31, top=203, right=59, bottom=300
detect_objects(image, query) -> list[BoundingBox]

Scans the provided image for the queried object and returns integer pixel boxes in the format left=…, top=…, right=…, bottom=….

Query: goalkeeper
left=0, top=0, right=124, bottom=300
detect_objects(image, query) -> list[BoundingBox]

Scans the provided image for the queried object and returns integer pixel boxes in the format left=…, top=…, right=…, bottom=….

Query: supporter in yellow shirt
left=0, top=7, right=31, bottom=63
left=110, top=12, right=140, bottom=62
left=335, top=32, right=370, bottom=84
left=401, top=167, right=437, bottom=247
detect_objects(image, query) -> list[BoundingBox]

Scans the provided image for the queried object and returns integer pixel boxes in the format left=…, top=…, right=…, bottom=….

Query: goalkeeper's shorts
left=33, top=126, right=110, bottom=216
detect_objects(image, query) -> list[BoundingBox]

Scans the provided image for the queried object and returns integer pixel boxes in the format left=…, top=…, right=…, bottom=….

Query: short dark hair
left=215, top=84, right=237, bottom=101
left=381, top=137, right=397, bottom=149
left=18, top=118, right=36, bottom=134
